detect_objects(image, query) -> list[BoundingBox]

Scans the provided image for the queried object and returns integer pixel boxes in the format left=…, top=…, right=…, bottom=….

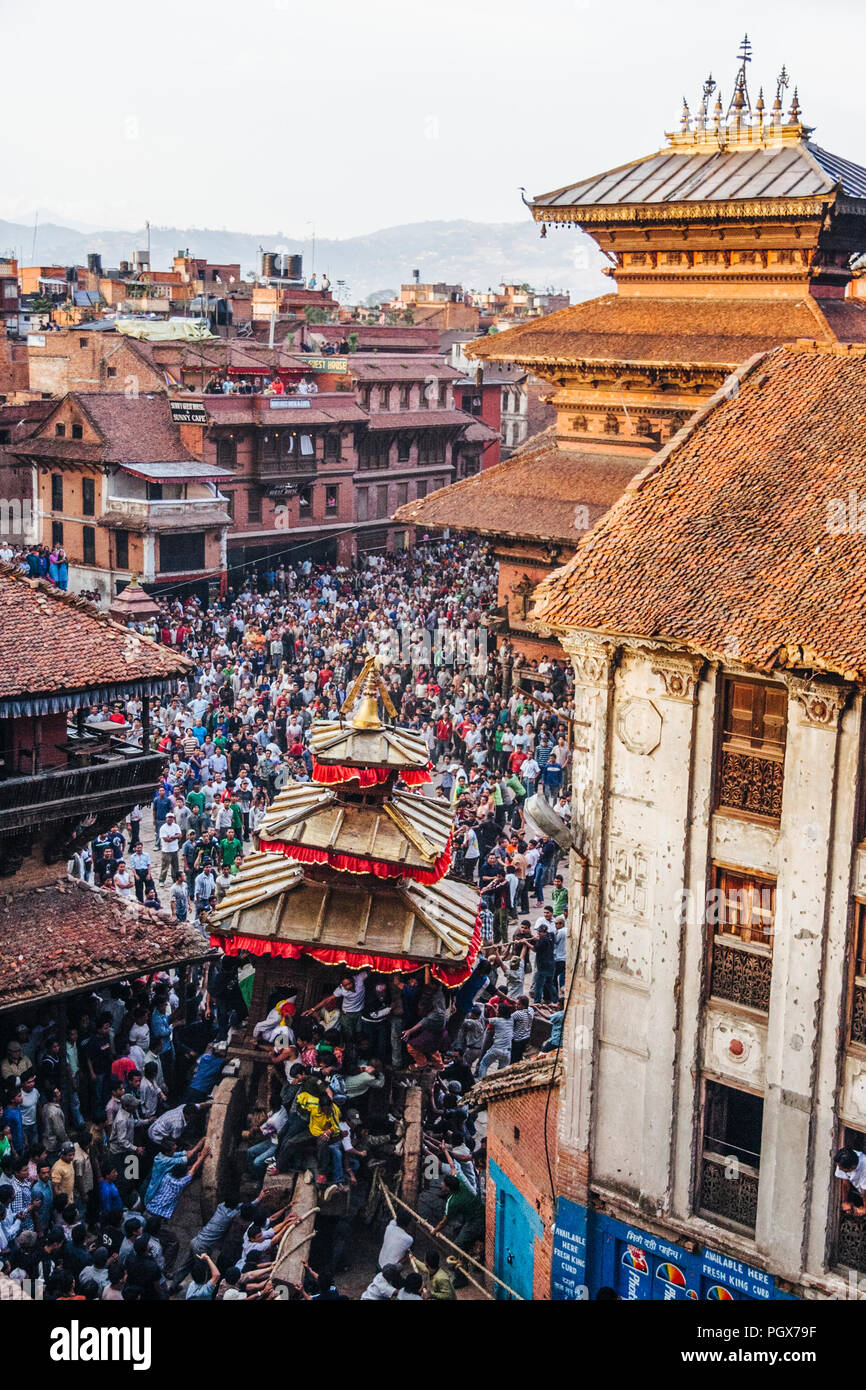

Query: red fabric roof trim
left=259, top=836, right=453, bottom=885
left=399, top=767, right=432, bottom=786
left=311, top=759, right=432, bottom=788
left=312, top=762, right=392, bottom=787
left=210, top=910, right=479, bottom=987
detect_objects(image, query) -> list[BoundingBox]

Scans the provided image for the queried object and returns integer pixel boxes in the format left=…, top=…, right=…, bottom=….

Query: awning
left=121, top=460, right=235, bottom=481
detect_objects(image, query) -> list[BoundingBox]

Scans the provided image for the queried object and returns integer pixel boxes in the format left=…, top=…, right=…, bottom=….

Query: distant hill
left=0, top=216, right=608, bottom=305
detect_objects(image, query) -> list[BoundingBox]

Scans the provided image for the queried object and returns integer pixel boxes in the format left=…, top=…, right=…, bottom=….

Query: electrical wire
left=543, top=880, right=586, bottom=1208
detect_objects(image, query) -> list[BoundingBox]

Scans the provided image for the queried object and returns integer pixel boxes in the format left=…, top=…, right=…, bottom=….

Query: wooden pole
left=375, top=1172, right=523, bottom=1300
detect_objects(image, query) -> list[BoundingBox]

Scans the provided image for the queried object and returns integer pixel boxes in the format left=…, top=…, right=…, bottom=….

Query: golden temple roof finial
left=680, top=97, right=691, bottom=133
left=696, top=73, right=714, bottom=132
left=773, top=64, right=789, bottom=129
left=341, top=653, right=398, bottom=730
left=755, top=86, right=765, bottom=136
left=727, top=33, right=753, bottom=122
left=787, top=86, right=802, bottom=125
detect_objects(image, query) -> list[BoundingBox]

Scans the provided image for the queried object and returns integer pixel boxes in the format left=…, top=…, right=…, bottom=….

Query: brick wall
left=485, top=1082, right=560, bottom=1300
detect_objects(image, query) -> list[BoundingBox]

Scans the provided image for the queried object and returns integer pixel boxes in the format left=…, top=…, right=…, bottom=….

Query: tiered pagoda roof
left=210, top=658, right=480, bottom=984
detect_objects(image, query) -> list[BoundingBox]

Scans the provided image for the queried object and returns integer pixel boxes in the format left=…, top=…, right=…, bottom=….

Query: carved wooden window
left=636, top=415, right=651, bottom=437
left=708, top=866, right=775, bottom=1013
left=604, top=413, right=619, bottom=436
left=571, top=415, right=588, bottom=433
left=835, top=1125, right=866, bottom=1273
left=699, top=1080, right=763, bottom=1232
left=851, top=904, right=866, bottom=1048
left=716, top=677, right=786, bottom=822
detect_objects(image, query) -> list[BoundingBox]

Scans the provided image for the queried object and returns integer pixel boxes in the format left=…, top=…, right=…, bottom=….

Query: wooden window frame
left=715, top=675, right=787, bottom=824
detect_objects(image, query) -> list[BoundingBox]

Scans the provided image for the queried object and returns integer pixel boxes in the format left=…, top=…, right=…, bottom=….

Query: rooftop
left=393, top=428, right=643, bottom=544
left=0, top=565, right=190, bottom=712
left=529, top=44, right=866, bottom=223
left=0, top=879, right=209, bottom=1012
left=466, top=295, right=866, bottom=369
left=533, top=342, right=866, bottom=682
left=3, top=393, right=200, bottom=468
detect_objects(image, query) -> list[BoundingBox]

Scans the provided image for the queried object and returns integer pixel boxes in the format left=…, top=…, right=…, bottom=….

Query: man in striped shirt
left=146, top=1144, right=210, bottom=1221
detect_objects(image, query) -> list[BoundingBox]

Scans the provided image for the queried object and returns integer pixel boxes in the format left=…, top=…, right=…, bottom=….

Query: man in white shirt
left=835, top=1147, right=866, bottom=1214
left=534, top=905, right=556, bottom=936
left=377, top=1213, right=414, bottom=1270
left=158, top=813, right=182, bottom=883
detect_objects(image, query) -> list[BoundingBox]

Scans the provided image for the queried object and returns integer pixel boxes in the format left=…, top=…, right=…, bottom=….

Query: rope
left=375, top=1171, right=525, bottom=1301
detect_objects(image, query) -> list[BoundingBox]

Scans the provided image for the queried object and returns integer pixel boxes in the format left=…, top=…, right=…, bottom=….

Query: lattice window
left=699, top=1081, right=763, bottom=1232
left=835, top=1125, right=866, bottom=1273
left=716, top=677, right=787, bottom=822
left=708, top=866, right=775, bottom=1013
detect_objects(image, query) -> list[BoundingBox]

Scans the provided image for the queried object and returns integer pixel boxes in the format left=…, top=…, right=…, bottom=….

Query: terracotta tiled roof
left=465, top=295, right=866, bottom=368
left=393, top=428, right=643, bottom=544
left=349, top=357, right=461, bottom=382
left=0, top=879, right=209, bottom=1011
left=76, top=394, right=198, bottom=463
left=468, top=1052, right=560, bottom=1106
left=0, top=565, right=190, bottom=702
left=3, top=394, right=198, bottom=467
left=366, top=409, right=469, bottom=431
left=533, top=343, right=866, bottom=680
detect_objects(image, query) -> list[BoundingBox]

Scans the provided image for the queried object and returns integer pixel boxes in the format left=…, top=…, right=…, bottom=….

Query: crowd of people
left=1, top=539, right=574, bottom=1299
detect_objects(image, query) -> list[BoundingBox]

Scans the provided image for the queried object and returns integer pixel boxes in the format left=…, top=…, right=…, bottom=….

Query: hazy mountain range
left=0, top=216, right=608, bottom=305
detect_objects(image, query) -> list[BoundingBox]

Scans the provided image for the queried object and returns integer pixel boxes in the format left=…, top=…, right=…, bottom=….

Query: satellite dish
left=526, top=793, right=574, bottom=853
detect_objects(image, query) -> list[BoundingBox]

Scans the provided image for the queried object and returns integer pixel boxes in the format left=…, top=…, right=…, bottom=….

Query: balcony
left=717, top=747, right=784, bottom=820
left=837, top=1213, right=866, bottom=1274
left=256, top=454, right=318, bottom=483
left=709, top=937, right=773, bottom=1013
left=0, top=748, right=166, bottom=837
left=699, top=1150, right=760, bottom=1232
left=100, top=496, right=231, bottom=530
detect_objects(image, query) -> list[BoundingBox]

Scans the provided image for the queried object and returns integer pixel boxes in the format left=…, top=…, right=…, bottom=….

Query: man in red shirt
left=434, top=715, right=453, bottom=766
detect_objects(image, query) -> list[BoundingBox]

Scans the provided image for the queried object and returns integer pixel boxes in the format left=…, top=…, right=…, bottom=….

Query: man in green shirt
left=219, top=828, right=242, bottom=869
left=433, top=1171, right=485, bottom=1250
left=552, top=874, right=569, bottom=919
left=186, top=784, right=206, bottom=834
left=425, top=1248, right=456, bottom=1300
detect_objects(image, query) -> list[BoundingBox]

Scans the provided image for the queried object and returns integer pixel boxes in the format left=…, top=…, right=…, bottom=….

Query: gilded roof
left=260, top=782, right=453, bottom=870
left=212, top=850, right=478, bottom=962
left=310, top=716, right=431, bottom=770
left=530, top=140, right=866, bottom=213
left=533, top=342, right=866, bottom=681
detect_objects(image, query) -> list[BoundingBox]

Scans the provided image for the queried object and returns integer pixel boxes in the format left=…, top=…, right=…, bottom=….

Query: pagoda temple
left=395, top=39, right=866, bottom=668
left=210, top=657, right=480, bottom=1022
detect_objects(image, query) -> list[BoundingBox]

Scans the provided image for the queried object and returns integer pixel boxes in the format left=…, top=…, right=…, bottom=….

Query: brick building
left=1, top=393, right=232, bottom=599
left=472, top=1056, right=560, bottom=1299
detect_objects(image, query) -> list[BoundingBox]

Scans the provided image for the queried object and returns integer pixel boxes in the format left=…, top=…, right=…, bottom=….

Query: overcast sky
left=2, top=0, right=863, bottom=239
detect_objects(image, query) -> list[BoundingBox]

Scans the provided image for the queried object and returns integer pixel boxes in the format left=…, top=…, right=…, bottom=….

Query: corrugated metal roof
left=534, top=140, right=866, bottom=210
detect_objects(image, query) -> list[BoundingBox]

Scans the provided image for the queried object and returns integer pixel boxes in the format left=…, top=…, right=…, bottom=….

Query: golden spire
left=352, top=663, right=385, bottom=730
left=788, top=86, right=802, bottom=125
left=680, top=97, right=691, bottom=133
left=340, top=653, right=398, bottom=730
